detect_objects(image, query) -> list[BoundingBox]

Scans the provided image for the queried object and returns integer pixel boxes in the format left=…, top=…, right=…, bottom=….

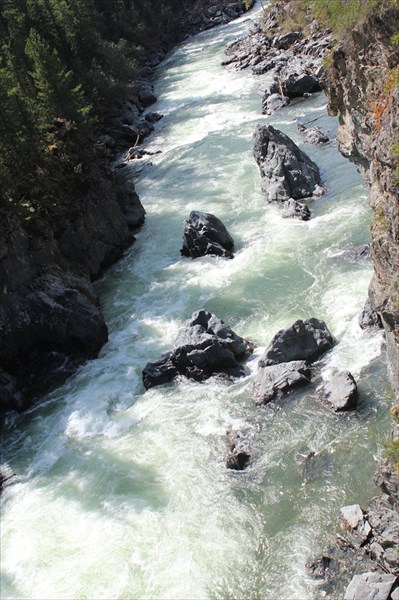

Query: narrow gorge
left=1, top=1, right=398, bottom=599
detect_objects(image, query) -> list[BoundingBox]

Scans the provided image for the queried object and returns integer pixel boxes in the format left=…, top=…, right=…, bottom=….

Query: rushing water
left=0, top=5, right=394, bottom=600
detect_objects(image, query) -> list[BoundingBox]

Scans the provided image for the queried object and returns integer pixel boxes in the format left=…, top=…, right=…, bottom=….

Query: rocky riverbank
left=222, top=2, right=398, bottom=598
left=0, top=0, right=253, bottom=414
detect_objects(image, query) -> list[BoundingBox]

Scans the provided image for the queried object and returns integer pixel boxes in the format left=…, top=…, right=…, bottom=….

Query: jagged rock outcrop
left=0, top=160, right=145, bottom=411
left=324, top=4, right=399, bottom=390
left=142, top=309, right=254, bottom=389
left=253, top=124, right=322, bottom=202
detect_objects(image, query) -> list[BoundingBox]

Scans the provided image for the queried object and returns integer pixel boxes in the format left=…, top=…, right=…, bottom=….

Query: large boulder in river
left=259, top=318, right=336, bottom=367
left=253, top=125, right=321, bottom=202
left=254, top=360, right=311, bottom=405
left=142, top=310, right=254, bottom=389
left=181, top=211, right=234, bottom=259
left=323, top=371, right=358, bottom=411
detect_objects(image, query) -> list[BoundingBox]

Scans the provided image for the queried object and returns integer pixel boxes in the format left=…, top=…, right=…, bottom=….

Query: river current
left=0, top=5, right=393, bottom=599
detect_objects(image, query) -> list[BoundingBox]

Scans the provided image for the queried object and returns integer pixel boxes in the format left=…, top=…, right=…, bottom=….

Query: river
left=0, top=4, right=392, bottom=599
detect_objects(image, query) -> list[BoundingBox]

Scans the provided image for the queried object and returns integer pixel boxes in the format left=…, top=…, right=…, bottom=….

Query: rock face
left=259, top=318, right=336, bottom=367
left=359, top=299, right=383, bottom=330
left=142, top=310, right=254, bottom=389
left=323, top=371, right=358, bottom=412
left=0, top=154, right=145, bottom=412
left=324, top=4, right=399, bottom=390
left=254, top=360, right=311, bottom=405
left=180, top=211, right=234, bottom=259
left=253, top=125, right=322, bottom=202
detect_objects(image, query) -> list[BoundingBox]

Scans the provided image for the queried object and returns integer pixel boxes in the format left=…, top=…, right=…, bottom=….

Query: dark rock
left=253, top=124, right=322, bottom=202
left=180, top=211, right=234, bottom=259
left=142, top=352, right=179, bottom=390
left=259, top=318, right=336, bottom=367
left=115, top=170, right=146, bottom=229
left=306, top=556, right=336, bottom=580
left=142, top=310, right=254, bottom=390
left=323, top=371, right=358, bottom=411
left=136, top=80, right=157, bottom=107
left=226, top=450, right=250, bottom=470
left=262, top=93, right=290, bottom=115
left=0, top=369, right=25, bottom=412
left=273, top=31, right=302, bottom=50
left=283, top=73, right=321, bottom=98
left=344, top=572, right=397, bottom=600
left=359, top=299, right=383, bottom=330
left=145, top=112, right=163, bottom=123
left=225, top=428, right=251, bottom=470
left=282, top=199, right=311, bottom=221
left=304, top=127, right=329, bottom=145
left=254, top=360, right=311, bottom=405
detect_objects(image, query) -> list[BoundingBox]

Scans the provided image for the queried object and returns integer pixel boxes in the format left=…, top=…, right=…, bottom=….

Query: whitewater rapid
left=1, top=4, right=391, bottom=599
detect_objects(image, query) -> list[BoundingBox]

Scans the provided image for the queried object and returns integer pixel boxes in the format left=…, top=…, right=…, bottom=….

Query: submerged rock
left=282, top=198, right=311, bottom=221
left=181, top=211, right=235, bottom=259
left=259, top=318, right=336, bottom=367
left=254, top=360, right=311, bottom=405
left=253, top=124, right=322, bottom=202
left=306, top=556, right=337, bottom=580
left=323, top=371, right=358, bottom=411
left=142, top=310, right=254, bottom=389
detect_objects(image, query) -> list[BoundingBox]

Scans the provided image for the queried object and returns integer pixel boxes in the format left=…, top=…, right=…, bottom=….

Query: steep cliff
left=324, top=4, right=399, bottom=389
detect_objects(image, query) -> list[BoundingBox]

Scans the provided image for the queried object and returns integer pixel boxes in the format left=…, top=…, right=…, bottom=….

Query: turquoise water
left=0, top=5, right=392, bottom=599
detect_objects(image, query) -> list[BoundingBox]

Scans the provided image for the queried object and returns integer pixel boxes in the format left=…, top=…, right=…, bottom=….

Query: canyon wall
left=324, top=4, right=399, bottom=390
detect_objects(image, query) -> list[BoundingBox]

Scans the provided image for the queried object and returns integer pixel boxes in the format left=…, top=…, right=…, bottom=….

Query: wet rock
left=259, top=318, right=336, bottom=367
left=145, top=112, right=163, bottom=123
left=0, top=369, right=25, bottom=412
left=339, top=504, right=372, bottom=546
left=262, top=93, right=290, bottom=115
left=344, top=572, right=397, bottom=600
left=254, top=360, right=311, bottom=405
left=253, top=124, right=322, bottom=202
left=0, top=465, right=15, bottom=494
left=226, top=450, right=250, bottom=470
left=323, top=371, right=358, bottom=411
left=338, top=243, right=371, bottom=262
left=136, top=80, right=157, bottom=107
left=225, top=428, right=251, bottom=470
left=359, top=299, right=383, bottom=330
left=304, top=127, right=329, bottom=145
left=142, top=310, right=254, bottom=389
left=306, top=556, right=336, bottom=579
left=282, top=199, right=311, bottom=221
left=181, top=211, right=234, bottom=259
